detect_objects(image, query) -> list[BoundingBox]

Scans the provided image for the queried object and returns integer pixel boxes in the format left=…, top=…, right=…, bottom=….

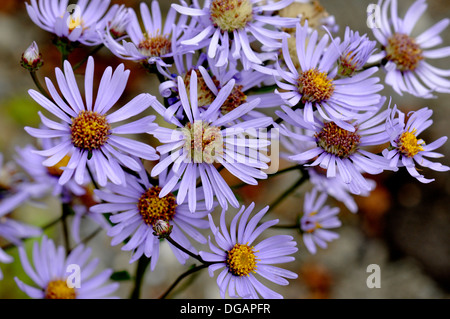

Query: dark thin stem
left=269, top=170, right=309, bottom=211
left=68, top=226, right=103, bottom=255
left=86, top=164, right=100, bottom=190
left=72, top=44, right=104, bottom=71
left=166, top=236, right=206, bottom=264
left=30, top=71, right=51, bottom=100
left=231, top=165, right=301, bottom=189
left=159, top=264, right=209, bottom=299
left=61, top=202, right=72, bottom=253
left=130, top=256, right=151, bottom=299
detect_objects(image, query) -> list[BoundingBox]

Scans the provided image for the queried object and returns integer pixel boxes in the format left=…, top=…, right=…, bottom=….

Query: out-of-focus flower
left=384, top=105, right=449, bottom=183
left=14, top=236, right=119, bottom=298
left=24, top=56, right=159, bottom=187
left=200, top=203, right=298, bottom=299
left=172, top=0, right=298, bottom=70
left=26, top=0, right=122, bottom=46
left=300, top=189, right=341, bottom=254
left=275, top=21, right=383, bottom=131
left=90, top=164, right=212, bottom=270
left=150, top=71, right=272, bottom=212
left=103, top=1, right=187, bottom=69
left=369, top=0, right=450, bottom=98
left=20, top=41, right=43, bottom=71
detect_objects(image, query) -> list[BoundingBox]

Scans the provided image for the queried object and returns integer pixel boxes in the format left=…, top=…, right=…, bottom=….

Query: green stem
left=159, top=264, right=209, bottom=299
left=61, top=202, right=72, bottom=254
left=269, top=170, right=309, bottom=211
left=166, top=236, right=206, bottom=264
left=72, top=44, right=104, bottom=71
left=130, top=256, right=151, bottom=299
left=30, top=71, right=51, bottom=100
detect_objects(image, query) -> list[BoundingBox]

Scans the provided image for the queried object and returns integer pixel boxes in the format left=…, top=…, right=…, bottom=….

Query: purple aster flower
left=0, top=217, right=42, bottom=280
left=369, top=0, right=450, bottom=97
left=276, top=97, right=393, bottom=195
left=14, top=144, right=86, bottom=202
left=150, top=71, right=273, bottom=212
left=14, top=236, right=119, bottom=299
left=300, top=189, right=341, bottom=254
left=26, top=0, right=121, bottom=46
left=275, top=21, right=383, bottom=131
left=159, top=52, right=283, bottom=123
left=24, top=56, right=159, bottom=187
left=90, top=162, right=212, bottom=270
left=172, top=0, right=298, bottom=70
left=383, top=105, right=449, bottom=183
left=102, top=1, right=188, bottom=69
left=337, top=27, right=377, bottom=77
left=199, top=203, right=298, bottom=299
left=102, top=4, right=131, bottom=39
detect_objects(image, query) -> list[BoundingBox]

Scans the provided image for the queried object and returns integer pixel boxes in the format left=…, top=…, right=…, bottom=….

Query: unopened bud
left=152, top=219, right=173, bottom=239
left=21, top=41, right=43, bottom=71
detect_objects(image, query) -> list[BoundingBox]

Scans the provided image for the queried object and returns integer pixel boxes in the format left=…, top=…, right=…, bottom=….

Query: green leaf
left=110, top=270, right=132, bottom=281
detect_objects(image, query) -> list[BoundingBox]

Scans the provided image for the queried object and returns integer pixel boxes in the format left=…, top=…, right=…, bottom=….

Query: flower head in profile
left=275, top=21, right=383, bottom=130
left=199, top=203, right=298, bottom=299
left=14, top=236, right=119, bottom=298
left=300, top=189, right=341, bottom=254
left=370, top=0, right=450, bottom=97
left=172, top=0, right=298, bottom=69
left=103, top=1, right=187, bottom=68
left=150, top=71, right=272, bottom=212
left=276, top=98, right=393, bottom=195
left=90, top=164, right=212, bottom=270
left=384, top=105, right=449, bottom=183
left=21, top=41, right=43, bottom=71
left=26, top=0, right=121, bottom=46
left=25, top=56, right=159, bottom=187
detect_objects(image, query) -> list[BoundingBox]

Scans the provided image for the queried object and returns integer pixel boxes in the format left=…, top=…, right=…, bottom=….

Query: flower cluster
left=0, top=0, right=448, bottom=300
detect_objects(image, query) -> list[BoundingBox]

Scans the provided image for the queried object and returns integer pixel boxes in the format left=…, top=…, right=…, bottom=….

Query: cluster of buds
left=20, top=41, right=43, bottom=71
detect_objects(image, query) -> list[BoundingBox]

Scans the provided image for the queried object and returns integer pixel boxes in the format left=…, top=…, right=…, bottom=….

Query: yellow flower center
left=303, top=211, right=322, bottom=233
left=138, top=34, right=172, bottom=58
left=71, top=111, right=111, bottom=151
left=226, top=243, right=258, bottom=276
left=182, top=121, right=223, bottom=164
left=298, top=68, right=335, bottom=103
left=315, top=122, right=360, bottom=158
left=210, top=0, right=253, bottom=32
left=47, top=155, right=71, bottom=177
left=137, top=186, right=177, bottom=227
left=45, top=279, right=77, bottom=299
left=386, top=33, right=423, bottom=72
left=398, top=130, right=425, bottom=157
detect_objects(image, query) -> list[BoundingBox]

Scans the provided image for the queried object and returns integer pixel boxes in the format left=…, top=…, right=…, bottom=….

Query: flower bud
left=152, top=219, right=173, bottom=239
left=21, top=41, right=43, bottom=71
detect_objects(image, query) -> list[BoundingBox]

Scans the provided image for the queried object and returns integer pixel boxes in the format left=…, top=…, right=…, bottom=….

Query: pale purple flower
left=369, top=0, right=450, bottom=97
left=103, top=4, right=131, bottom=39
left=26, top=0, right=121, bottom=46
left=14, top=144, right=86, bottom=202
left=14, top=236, right=119, bottom=299
left=103, top=1, right=188, bottom=69
left=0, top=218, right=42, bottom=280
left=159, top=52, right=283, bottom=123
left=337, top=27, right=377, bottom=76
left=275, top=21, right=383, bottom=131
left=24, top=56, right=159, bottom=188
left=150, top=71, right=272, bottom=212
left=199, top=203, right=298, bottom=299
left=383, top=105, right=449, bottom=183
left=90, top=163, right=212, bottom=270
left=172, top=0, right=298, bottom=70
left=300, top=189, right=341, bottom=254
left=276, top=98, right=393, bottom=195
